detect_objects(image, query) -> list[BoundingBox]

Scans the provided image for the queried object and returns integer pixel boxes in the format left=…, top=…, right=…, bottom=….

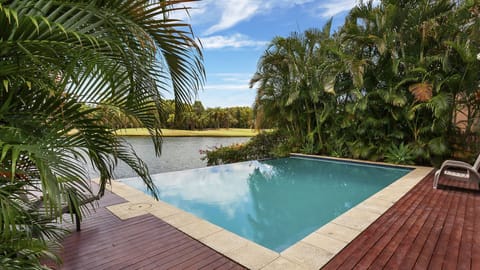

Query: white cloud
left=204, top=0, right=260, bottom=35
left=316, top=0, right=358, bottom=17
left=210, top=73, right=252, bottom=83
left=204, top=73, right=253, bottom=91
left=316, top=0, right=381, bottom=18
left=204, top=84, right=248, bottom=91
left=170, top=0, right=363, bottom=34
left=201, top=34, right=268, bottom=49
left=172, top=0, right=316, bottom=35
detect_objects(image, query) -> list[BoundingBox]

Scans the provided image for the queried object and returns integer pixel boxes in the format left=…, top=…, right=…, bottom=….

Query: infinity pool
left=119, top=156, right=411, bottom=252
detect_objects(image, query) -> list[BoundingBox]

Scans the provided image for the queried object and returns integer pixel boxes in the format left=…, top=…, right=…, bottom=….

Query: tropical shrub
left=251, top=0, right=480, bottom=166
left=384, top=143, right=417, bottom=165
left=202, top=131, right=287, bottom=165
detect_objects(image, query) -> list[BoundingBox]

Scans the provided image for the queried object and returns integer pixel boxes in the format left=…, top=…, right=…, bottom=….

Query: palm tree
left=249, top=0, right=479, bottom=164
left=251, top=21, right=348, bottom=153
left=0, top=0, right=204, bottom=267
left=336, top=0, right=463, bottom=161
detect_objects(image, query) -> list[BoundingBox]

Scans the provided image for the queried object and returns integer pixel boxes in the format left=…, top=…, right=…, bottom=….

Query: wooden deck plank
left=157, top=243, right=217, bottom=269
left=359, top=183, right=427, bottom=267
left=323, top=174, right=430, bottom=269
left=199, top=258, right=233, bottom=270
left=123, top=241, right=199, bottom=270
left=322, top=173, right=480, bottom=270
left=116, top=235, right=195, bottom=266
left=78, top=224, right=189, bottom=269
left=391, top=179, right=452, bottom=270
left=413, top=183, right=457, bottom=270
left=361, top=182, right=435, bottom=269
left=456, top=191, right=474, bottom=270
left=62, top=217, right=177, bottom=260
left=471, top=192, right=480, bottom=269
left=375, top=178, right=445, bottom=269
left=183, top=253, right=225, bottom=270
left=442, top=189, right=468, bottom=270
left=428, top=187, right=462, bottom=269
left=46, top=188, right=246, bottom=270
left=175, top=251, right=219, bottom=269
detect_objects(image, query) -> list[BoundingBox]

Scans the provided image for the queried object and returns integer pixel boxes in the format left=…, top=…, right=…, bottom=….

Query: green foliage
left=0, top=0, right=203, bottom=268
left=201, top=131, right=287, bottom=165
left=170, top=104, right=254, bottom=130
left=251, top=0, right=480, bottom=165
left=384, top=143, right=416, bottom=165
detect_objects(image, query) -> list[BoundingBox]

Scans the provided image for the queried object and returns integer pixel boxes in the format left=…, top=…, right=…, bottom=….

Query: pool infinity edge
left=100, top=154, right=433, bottom=270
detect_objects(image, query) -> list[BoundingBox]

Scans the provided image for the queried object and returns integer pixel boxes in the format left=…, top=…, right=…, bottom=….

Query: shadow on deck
left=47, top=188, right=247, bottom=270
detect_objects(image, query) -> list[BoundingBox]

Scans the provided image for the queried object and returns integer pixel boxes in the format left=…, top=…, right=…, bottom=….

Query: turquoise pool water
left=119, top=156, right=411, bottom=252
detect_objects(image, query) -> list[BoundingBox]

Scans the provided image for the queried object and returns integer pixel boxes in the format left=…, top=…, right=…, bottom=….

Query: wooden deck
left=322, top=172, right=480, bottom=270
left=47, top=171, right=480, bottom=269
left=48, top=188, right=247, bottom=270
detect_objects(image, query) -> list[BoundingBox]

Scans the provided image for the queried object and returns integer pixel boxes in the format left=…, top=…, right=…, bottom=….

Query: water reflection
left=120, top=157, right=410, bottom=252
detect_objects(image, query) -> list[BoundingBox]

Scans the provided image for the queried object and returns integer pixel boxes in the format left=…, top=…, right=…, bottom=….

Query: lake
left=87, top=136, right=250, bottom=179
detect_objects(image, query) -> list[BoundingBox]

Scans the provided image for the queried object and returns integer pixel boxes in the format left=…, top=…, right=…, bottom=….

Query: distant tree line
left=96, top=100, right=254, bottom=130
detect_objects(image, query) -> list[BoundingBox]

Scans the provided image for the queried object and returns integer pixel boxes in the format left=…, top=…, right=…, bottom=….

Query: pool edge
left=96, top=156, right=433, bottom=270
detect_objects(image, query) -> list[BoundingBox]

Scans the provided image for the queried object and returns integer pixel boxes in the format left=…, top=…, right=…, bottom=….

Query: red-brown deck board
left=322, top=172, right=480, bottom=270
left=46, top=188, right=246, bottom=270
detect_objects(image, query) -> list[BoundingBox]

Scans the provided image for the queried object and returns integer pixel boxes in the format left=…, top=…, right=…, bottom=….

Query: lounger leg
left=433, top=171, right=440, bottom=189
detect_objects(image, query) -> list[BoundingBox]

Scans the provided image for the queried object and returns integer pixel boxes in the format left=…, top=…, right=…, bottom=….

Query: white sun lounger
left=433, top=154, right=480, bottom=189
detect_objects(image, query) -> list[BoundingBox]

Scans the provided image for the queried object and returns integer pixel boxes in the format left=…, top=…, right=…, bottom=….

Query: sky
left=172, top=0, right=362, bottom=108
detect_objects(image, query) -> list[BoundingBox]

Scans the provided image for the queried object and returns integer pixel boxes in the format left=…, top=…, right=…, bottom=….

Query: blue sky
left=173, top=0, right=362, bottom=108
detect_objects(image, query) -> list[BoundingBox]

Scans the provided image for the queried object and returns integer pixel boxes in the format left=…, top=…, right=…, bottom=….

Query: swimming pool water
left=119, top=157, right=411, bottom=252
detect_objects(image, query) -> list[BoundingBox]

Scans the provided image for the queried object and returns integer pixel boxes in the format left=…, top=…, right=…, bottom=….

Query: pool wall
left=101, top=155, right=433, bottom=270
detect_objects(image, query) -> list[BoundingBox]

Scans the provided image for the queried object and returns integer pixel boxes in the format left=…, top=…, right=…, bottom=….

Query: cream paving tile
left=200, top=230, right=250, bottom=254
left=301, top=232, right=347, bottom=254
left=372, top=189, right=406, bottom=203
left=161, top=212, right=201, bottom=228
left=119, top=192, right=154, bottom=203
left=281, top=241, right=333, bottom=270
left=225, top=243, right=279, bottom=270
left=385, top=182, right=416, bottom=191
left=357, top=197, right=394, bottom=214
left=314, top=222, right=362, bottom=243
left=111, top=187, right=147, bottom=201
left=331, top=208, right=381, bottom=231
left=106, top=202, right=150, bottom=220
left=147, top=203, right=182, bottom=218
left=177, top=220, right=223, bottom=240
left=261, top=257, right=307, bottom=270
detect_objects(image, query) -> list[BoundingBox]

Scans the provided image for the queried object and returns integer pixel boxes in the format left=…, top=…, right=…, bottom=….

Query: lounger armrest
left=440, top=160, right=472, bottom=169
left=437, top=162, right=471, bottom=176
left=438, top=164, right=480, bottom=180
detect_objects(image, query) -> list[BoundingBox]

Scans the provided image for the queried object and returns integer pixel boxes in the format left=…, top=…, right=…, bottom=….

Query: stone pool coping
left=99, top=155, right=433, bottom=270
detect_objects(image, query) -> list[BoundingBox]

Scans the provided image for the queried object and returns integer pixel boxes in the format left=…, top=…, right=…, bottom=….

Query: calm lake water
left=87, top=137, right=250, bottom=179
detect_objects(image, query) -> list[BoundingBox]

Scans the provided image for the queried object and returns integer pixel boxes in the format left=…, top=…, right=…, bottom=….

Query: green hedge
left=201, top=131, right=288, bottom=165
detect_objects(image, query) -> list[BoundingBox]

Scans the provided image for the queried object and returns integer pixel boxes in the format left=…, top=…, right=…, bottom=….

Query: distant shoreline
left=114, top=128, right=259, bottom=137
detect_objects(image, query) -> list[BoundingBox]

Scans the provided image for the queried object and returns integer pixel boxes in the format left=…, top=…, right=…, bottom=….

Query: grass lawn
left=115, top=128, right=259, bottom=137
